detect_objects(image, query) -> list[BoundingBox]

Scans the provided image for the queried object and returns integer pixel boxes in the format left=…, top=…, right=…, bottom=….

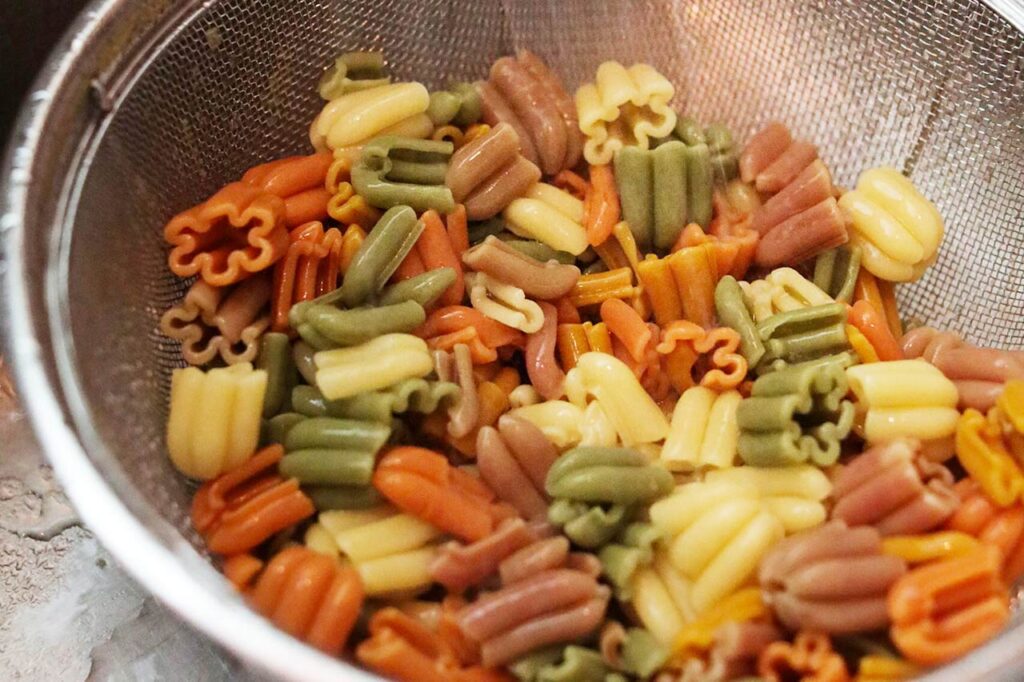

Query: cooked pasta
left=156, top=47, right=1014, bottom=681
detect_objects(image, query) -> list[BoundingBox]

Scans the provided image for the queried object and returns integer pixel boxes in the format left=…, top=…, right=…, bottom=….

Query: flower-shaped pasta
left=504, top=182, right=589, bottom=256
left=839, top=167, right=944, bottom=282
left=759, top=521, right=907, bottom=634
left=164, top=181, right=289, bottom=286
left=446, top=123, right=541, bottom=220
left=191, top=444, right=315, bottom=555
left=575, top=62, right=677, bottom=165
left=846, top=360, right=959, bottom=447
left=831, top=439, right=958, bottom=535
left=757, top=632, right=850, bottom=682
left=478, top=50, right=582, bottom=175
left=737, top=355, right=855, bottom=467
left=661, top=386, right=742, bottom=471
left=656, top=321, right=748, bottom=392
left=242, top=151, right=333, bottom=227
left=901, top=326, right=1024, bottom=411
left=159, top=275, right=271, bottom=365
left=310, top=82, right=432, bottom=151
left=167, top=362, right=268, bottom=479
left=247, top=546, right=364, bottom=654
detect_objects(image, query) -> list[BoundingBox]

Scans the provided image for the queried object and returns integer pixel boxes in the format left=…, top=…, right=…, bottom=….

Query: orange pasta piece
left=848, top=299, right=903, bottom=361
left=600, top=298, right=651, bottom=363
left=462, top=123, right=493, bottom=148
left=555, top=296, right=581, bottom=324
left=449, top=381, right=512, bottom=457
left=339, top=224, right=366, bottom=274
left=191, top=444, right=315, bottom=556
left=427, top=326, right=498, bottom=364
left=708, top=192, right=760, bottom=279
left=223, top=554, right=263, bottom=591
left=270, top=221, right=345, bottom=332
left=243, top=152, right=333, bottom=227
left=636, top=255, right=683, bottom=325
left=552, top=169, right=589, bottom=201
left=165, top=182, right=289, bottom=287
left=888, top=545, right=1009, bottom=666
left=570, top=267, right=636, bottom=308
left=854, top=269, right=903, bottom=339
left=327, top=181, right=382, bottom=229
left=584, top=165, right=620, bottom=247
left=417, top=209, right=466, bottom=306
left=446, top=204, right=470, bottom=255
left=758, top=631, right=849, bottom=682
left=374, top=446, right=502, bottom=541
left=667, top=242, right=718, bottom=328
left=248, top=545, right=364, bottom=655
left=394, top=248, right=428, bottom=282
left=656, top=321, right=747, bottom=391
left=418, top=306, right=526, bottom=351
left=557, top=322, right=613, bottom=371
left=947, top=478, right=1024, bottom=583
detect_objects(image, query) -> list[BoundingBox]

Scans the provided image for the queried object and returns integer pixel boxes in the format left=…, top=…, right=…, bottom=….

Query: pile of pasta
left=160, top=50, right=1024, bottom=681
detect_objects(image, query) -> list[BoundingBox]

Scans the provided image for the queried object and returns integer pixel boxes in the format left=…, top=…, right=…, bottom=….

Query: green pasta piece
left=378, top=267, right=456, bottom=307
left=261, top=412, right=306, bottom=446
left=300, top=300, right=426, bottom=347
left=468, top=217, right=507, bottom=245
left=620, top=628, right=669, bottom=678
left=279, top=448, right=376, bottom=486
left=548, top=500, right=634, bottom=549
left=427, top=91, right=461, bottom=126
left=757, top=302, right=851, bottom=371
left=426, top=82, right=482, bottom=127
left=737, top=355, right=855, bottom=466
left=292, top=340, right=319, bottom=386
left=257, top=332, right=295, bottom=418
left=651, top=141, right=688, bottom=252
left=614, top=146, right=655, bottom=250
left=705, top=122, right=739, bottom=185
left=352, top=136, right=455, bottom=213
left=295, top=321, right=336, bottom=351
left=674, top=116, right=706, bottom=145
left=510, top=648, right=563, bottom=682
left=813, top=245, right=862, bottom=303
left=340, top=205, right=423, bottom=307
left=291, top=385, right=331, bottom=417
left=537, top=647, right=616, bottom=682
left=290, top=380, right=460, bottom=422
left=598, top=522, right=660, bottom=600
left=715, top=276, right=766, bottom=368
left=545, top=447, right=674, bottom=505
left=502, top=239, right=577, bottom=265
left=305, top=485, right=383, bottom=511
left=684, top=142, right=713, bottom=229
left=284, top=416, right=391, bottom=453
left=318, top=51, right=390, bottom=100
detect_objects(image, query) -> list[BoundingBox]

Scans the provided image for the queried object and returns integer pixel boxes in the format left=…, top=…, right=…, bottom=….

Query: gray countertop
left=0, top=365, right=263, bottom=681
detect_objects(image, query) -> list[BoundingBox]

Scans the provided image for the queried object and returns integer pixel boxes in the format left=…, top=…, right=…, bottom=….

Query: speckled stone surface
left=0, top=364, right=263, bottom=681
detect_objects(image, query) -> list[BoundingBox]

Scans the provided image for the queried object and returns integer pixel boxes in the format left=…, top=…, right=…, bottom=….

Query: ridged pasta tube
left=291, top=299, right=426, bottom=348
left=839, top=167, right=944, bottom=282
left=314, top=333, right=434, bottom=400
left=351, top=136, right=455, bottom=213
left=756, top=302, right=851, bottom=372
left=503, top=183, right=589, bottom=256
left=318, top=51, right=390, bottom=99
left=340, top=205, right=423, bottom=307
left=661, top=387, right=742, bottom=471
left=310, top=82, right=431, bottom=151
left=813, top=245, right=861, bottom=303
left=167, top=362, right=268, bottom=479
left=446, top=123, right=541, bottom=220
left=614, top=140, right=711, bottom=251
left=831, top=439, right=958, bottom=536
left=846, top=360, right=959, bottom=444
left=648, top=479, right=785, bottom=616
left=564, top=352, right=670, bottom=445
left=759, top=521, right=907, bottom=634
left=715, top=275, right=766, bottom=368
left=737, top=355, right=856, bottom=466
left=575, top=62, right=677, bottom=165
left=477, top=414, right=559, bottom=521
left=277, top=415, right=391, bottom=491
left=546, top=447, right=674, bottom=506
left=466, top=272, right=545, bottom=334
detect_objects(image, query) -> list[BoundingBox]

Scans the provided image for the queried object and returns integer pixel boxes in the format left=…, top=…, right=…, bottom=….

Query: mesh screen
left=61, top=0, right=1024, bottom=638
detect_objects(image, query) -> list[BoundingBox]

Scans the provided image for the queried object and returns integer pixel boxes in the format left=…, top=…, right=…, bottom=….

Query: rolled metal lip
left=2, top=1, right=1024, bottom=681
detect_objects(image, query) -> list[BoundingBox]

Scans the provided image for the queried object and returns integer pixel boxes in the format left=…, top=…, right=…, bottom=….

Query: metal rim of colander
left=3, top=1, right=1024, bottom=680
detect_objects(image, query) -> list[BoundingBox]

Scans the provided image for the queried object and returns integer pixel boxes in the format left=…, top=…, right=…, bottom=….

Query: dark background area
left=0, top=0, right=91, bottom=145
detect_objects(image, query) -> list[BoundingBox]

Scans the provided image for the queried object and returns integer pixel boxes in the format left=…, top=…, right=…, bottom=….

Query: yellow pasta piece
left=304, top=523, right=342, bottom=557
left=846, top=360, right=959, bottom=444
left=579, top=400, right=618, bottom=447
left=575, top=61, right=677, bottom=165
left=569, top=267, right=637, bottom=308
left=839, top=167, right=944, bottom=282
left=705, top=466, right=832, bottom=533
left=166, top=363, right=267, bottom=480
left=847, top=323, right=881, bottom=363
left=564, top=352, right=670, bottom=445
left=503, top=182, right=588, bottom=255
left=673, top=587, right=765, bottom=657
left=509, top=400, right=586, bottom=448
left=661, top=387, right=741, bottom=471
left=316, top=507, right=441, bottom=596
left=631, top=551, right=696, bottom=644
left=310, top=82, right=431, bottom=151
left=466, top=272, right=545, bottom=333
left=314, top=333, right=433, bottom=400
left=740, top=267, right=834, bottom=323
left=508, top=384, right=542, bottom=409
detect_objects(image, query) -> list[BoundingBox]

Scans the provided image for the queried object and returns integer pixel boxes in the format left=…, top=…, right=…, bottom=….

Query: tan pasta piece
left=462, top=235, right=580, bottom=300
left=759, top=521, right=907, bottom=634
left=159, top=275, right=272, bottom=365
left=739, top=122, right=820, bottom=194
left=446, top=123, right=541, bottom=220
left=476, top=413, right=560, bottom=520
left=831, top=439, right=959, bottom=535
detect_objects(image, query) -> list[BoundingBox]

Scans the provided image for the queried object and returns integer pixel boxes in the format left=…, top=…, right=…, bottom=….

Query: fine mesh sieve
left=2, top=0, right=1024, bottom=679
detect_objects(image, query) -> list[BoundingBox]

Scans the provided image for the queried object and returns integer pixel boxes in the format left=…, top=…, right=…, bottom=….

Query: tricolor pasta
left=154, top=47, right=1018, bottom=681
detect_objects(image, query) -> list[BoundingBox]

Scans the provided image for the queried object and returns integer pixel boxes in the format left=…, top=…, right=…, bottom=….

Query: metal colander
left=3, top=0, right=1024, bottom=679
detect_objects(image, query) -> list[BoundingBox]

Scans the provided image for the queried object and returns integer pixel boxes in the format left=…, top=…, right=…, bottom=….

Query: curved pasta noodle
left=739, top=121, right=819, bottom=195
left=167, top=362, right=267, bottom=479
left=313, top=333, right=433, bottom=400
left=655, top=321, right=747, bottom=392
left=310, top=82, right=432, bottom=151
left=635, top=243, right=719, bottom=327
left=545, top=447, right=674, bottom=506
left=164, top=181, right=289, bottom=286
left=575, top=61, right=677, bottom=165
left=756, top=302, right=851, bottom=371
left=631, top=551, right=698, bottom=645
left=569, top=267, right=637, bottom=309
left=557, top=321, right=613, bottom=371
left=270, top=221, right=344, bottom=332
left=504, top=182, right=589, bottom=256
left=563, top=352, right=670, bottom=445
left=242, top=152, right=333, bottom=228
left=351, top=136, right=455, bottom=213
left=846, top=360, right=959, bottom=445
left=759, top=521, right=907, bottom=634
left=463, top=236, right=580, bottom=301
left=447, top=122, right=541, bottom=221
left=318, top=51, right=390, bottom=100
left=947, top=478, right=1024, bottom=583
left=159, top=276, right=271, bottom=366
left=466, top=271, right=545, bottom=334
left=661, top=387, right=741, bottom=471
left=839, top=167, right=944, bottom=282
